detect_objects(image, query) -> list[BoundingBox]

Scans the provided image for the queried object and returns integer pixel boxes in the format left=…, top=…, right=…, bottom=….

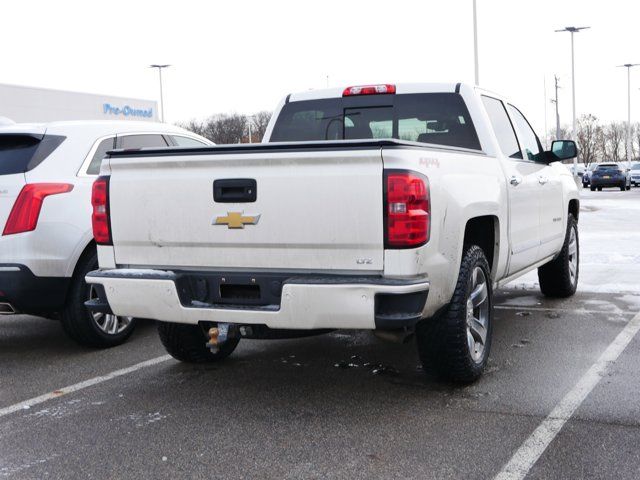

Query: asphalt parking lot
left=1, top=188, right=639, bottom=479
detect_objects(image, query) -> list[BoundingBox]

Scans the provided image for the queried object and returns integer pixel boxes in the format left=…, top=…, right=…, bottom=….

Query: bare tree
left=249, top=111, right=272, bottom=143
left=547, top=125, right=571, bottom=144
left=602, top=122, right=625, bottom=163
left=176, top=119, right=206, bottom=138
left=575, top=114, right=602, bottom=166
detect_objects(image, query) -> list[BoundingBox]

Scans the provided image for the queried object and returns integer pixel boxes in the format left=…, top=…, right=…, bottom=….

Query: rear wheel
left=538, top=214, right=579, bottom=298
left=620, top=185, right=626, bottom=191
left=61, top=250, right=137, bottom=347
left=158, top=322, right=239, bottom=363
left=597, top=187, right=602, bottom=191
left=590, top=186, right=596, bottom=191
left=416, top=245, right=492, bottom=384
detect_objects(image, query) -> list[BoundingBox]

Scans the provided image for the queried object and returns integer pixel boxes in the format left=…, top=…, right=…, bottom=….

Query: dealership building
left=0, top=83, right=158, bottom=124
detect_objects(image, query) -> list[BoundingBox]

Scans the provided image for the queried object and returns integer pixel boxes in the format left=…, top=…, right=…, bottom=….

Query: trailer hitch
left=206, top=323, right=236, bottom=353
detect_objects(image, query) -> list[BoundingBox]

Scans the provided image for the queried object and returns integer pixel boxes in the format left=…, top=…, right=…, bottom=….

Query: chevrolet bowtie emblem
left=213, top=212, right=261, bottom=229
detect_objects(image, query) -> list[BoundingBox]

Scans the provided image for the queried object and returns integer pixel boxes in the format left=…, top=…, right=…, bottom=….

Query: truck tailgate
left=108, top=147, right=384, bottom=272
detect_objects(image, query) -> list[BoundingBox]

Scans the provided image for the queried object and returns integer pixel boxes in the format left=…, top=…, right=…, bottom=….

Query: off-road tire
left=538, top=214, right=579, bottom=298
left=158, top=322, right=239, bottom=363
left=415, top=245, right=493, bottom=384
left=61, top=250, right=137, bottom=348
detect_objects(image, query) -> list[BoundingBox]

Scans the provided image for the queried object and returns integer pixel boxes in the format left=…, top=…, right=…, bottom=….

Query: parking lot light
left=149, top=64, right=171, bottom=123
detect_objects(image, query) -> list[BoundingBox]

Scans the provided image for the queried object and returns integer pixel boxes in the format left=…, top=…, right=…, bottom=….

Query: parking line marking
left=0, top=355, right=172, bottom=419
left=493, top=311, right=640, bottom=480
left=494, top=305, right=636, bottom=316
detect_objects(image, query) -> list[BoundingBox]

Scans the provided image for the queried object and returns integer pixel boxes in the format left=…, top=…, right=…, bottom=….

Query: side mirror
left=547, top=140, right=578, bottom=162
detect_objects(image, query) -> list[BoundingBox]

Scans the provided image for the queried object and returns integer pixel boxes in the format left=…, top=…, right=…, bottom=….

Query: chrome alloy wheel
left=466, top=266, right=489, bottom=363
left=88, top=285, right=132, bottom=335
left=568, top=227, right=578, bottom=287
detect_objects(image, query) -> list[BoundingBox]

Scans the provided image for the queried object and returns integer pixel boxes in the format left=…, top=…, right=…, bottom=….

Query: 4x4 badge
left=213, top=212, right=261, bottom=229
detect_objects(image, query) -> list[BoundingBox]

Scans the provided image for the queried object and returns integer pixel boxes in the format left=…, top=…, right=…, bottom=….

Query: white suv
left=0, top=121, right=211, bottom=347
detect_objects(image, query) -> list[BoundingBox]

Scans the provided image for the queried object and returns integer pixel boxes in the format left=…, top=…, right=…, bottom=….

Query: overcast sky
left=2, top=0, right=639, bottom=135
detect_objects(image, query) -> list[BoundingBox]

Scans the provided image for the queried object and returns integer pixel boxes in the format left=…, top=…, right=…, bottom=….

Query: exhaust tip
left=0, top=303, right=16, bottom=315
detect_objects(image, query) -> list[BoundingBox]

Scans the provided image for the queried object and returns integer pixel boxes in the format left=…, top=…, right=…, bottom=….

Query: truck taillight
left=3, top=183, right=74, bottom=236
left=385, top=171, right=429, bottom=248
left=343, top=84, right=396, bottom=96
left=91, top=176, right=112, bottom=245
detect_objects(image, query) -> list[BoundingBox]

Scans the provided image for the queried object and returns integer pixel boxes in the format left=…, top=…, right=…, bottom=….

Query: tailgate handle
left=213, top=179, right=257, bottom=203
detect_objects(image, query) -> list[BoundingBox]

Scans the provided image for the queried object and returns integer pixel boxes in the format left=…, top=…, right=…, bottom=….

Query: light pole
left=473, top=0, right=479, bottom=85
left=149, top=64, right=170, bottom=122
left=555, top=26, right=589, bottom=176
left=551, top=75, right=561, bottom=141
left=618, top=64, right=639, bottom=168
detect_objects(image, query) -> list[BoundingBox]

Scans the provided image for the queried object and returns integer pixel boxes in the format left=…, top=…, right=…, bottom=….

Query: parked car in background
left=0, top=121, right=211, bottom=347
left=630, top=162, right=640, bottom=187
left=589, top=163, right=631, bottom=191
left=582, top=163, right=599, bottom=188
left=569, top=163, right=586, bottom=179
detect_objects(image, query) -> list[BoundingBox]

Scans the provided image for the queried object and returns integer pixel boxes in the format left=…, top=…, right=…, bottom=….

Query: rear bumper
left=590, top=178, right=625, bottom=187
left=0, top=264, right=70, bottom=314
left=85, top=269, right=429, bottom=330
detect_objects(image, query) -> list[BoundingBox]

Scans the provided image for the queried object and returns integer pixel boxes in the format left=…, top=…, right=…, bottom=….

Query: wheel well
left=70, top=240, right=97, bottom=279
left=568, top=199, right=579, bottom=222
left=463, top=216, right=498, bottom=273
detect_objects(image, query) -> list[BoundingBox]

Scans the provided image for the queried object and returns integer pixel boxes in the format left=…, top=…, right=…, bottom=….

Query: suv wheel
left=61, top=250, right=137, bottom=348
left=416, top=245, right=492, bottom=384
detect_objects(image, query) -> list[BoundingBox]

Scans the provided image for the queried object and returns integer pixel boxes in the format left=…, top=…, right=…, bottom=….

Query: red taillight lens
left=91, top=176, right=112, bottom=245
left=385, top=171, right=429, bottom=248
left=343, top=84, right=396, bottom=96
left=3, top=183, right=74, bottom=235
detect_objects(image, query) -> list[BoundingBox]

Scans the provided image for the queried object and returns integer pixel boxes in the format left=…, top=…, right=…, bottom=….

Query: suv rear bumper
left=85, top=269, right=429, bottom=330
left=0, top=264, right=70, bottom=314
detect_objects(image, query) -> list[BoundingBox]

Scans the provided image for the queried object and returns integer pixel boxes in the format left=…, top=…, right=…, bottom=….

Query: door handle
left=510, top=176, right=522, bottom=186
left=213, top=178, right=257, bottom=203
left=538, top=176, right=549, bottom=185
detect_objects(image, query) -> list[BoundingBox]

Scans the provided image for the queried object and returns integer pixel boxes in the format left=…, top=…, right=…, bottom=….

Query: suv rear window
left=270, top=93, right=481, bottom=150
left=0, top=134, right=66, bottom=175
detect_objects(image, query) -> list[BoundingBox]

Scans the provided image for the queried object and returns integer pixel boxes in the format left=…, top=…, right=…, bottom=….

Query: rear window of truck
left=270, top=93, right=481, bottom=150
left=0, top=134, right=66, bottom=175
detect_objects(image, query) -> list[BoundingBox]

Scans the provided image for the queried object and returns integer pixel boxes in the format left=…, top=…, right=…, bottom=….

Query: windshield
left=270, top=93, right=481, bottom=150
left=631, top=163, right=640, bottom=170
left=0, top=134, right=65, bottom=175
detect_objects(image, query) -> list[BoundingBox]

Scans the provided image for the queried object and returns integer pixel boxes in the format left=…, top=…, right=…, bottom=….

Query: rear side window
left=270, top=93, right=481, bottom=150
left=86, top=137, right=116, bottom=175
left=120, top=134, right=168, bottom=149
left=171, top=135, right=208, bottom=147
left=481, top=96, right=521, bottom=159
left=0, top=134, right=65, bottom=175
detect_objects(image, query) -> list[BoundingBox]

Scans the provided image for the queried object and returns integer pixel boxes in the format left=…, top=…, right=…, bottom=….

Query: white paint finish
left=0, top=355, right=171, bottom=419
left=97, top=83, right=577, bottom=327
left=494, top=311, right=640, bottom=480
left=508, top=189, right=640, bottom=295
left=109, top=149, right=384, bottom=272
left=0, top=121, right=211, bottom=278
left=90, top=273, right=429, bottom=330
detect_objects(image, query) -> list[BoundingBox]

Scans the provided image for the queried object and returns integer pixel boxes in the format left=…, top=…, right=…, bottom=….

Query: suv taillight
left=385, top=171, right=429, bottom=248
left=91, top=176, right=112, bottom=245
left=3, top=183, right=74, bottom=236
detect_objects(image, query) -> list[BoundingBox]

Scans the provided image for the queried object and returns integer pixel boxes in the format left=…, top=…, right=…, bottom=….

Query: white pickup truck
left=86, top=83, right=579, bottom=382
